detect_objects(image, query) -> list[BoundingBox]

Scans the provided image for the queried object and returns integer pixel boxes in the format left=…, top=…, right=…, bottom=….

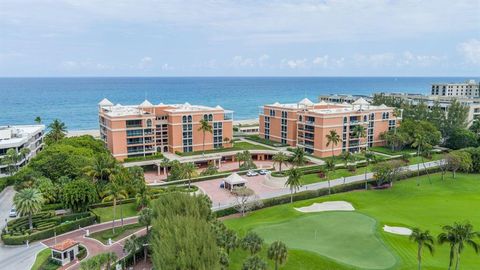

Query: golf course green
left=224, top=173, right=480, bottom=270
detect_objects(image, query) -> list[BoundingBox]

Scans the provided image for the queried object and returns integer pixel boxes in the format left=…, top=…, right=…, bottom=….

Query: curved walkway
left=41, top=217, right=145, bottom=270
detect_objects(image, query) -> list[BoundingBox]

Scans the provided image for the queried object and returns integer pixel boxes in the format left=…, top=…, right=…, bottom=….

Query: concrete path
left=42, top=216, right=144, bottom=270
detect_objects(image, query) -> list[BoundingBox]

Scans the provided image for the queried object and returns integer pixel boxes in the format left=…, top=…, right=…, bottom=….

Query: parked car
left=246, top=170, right=258, bottom=177
left=259, top=169, right=270, bottom=175
left=9, top=207, right=17, bottom=218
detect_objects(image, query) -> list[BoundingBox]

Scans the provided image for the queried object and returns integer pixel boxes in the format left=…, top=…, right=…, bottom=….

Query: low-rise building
left=259, top=98, right=400, bottom=157
left=0, top=125, right=45, bottom=176
left=50, top=239, right=79, bottom=266
left=375, top=92, right=480, bottom=126
left=98, top=99, right=234, bottom=161
left=431, top=80, right=479, bottom=97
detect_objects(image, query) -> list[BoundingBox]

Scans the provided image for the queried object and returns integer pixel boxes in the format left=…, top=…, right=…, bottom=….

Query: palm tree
left=439, top=222, right=479, bottom=270
left=84, top=154, right=115, bottom=183
left=352, top=125, right=367, bottom=150
left=241, top=232, right=263, bottom=255
left=102, top=179, right=128, bottom=233
left=409, top=228, right=434, bottom=270
left=34, top=116, right=42, bottom=124
left=3, top=149, right=20, bottom=175
left=135, top=182, right=151, bottom=209
left=198, top=119, right=213, bottom=154
left=412, top=133, right=432, bottom=184
left=242, top=255, right=267, bottom=270
left=13, top=188, right=44, bottom=230
left=138, top=207, right=153, bottom=234
left=272, top=152, right=288, bottom=172
left=469, top=119, right=480, bottom=134
left=124, top=235, right=141, bottom=266
left=291, top=147, right=306, bottom=167
left=46, top=119, right=67, bottom=144
left=267, top=241, right=288, bottom=270
left=181, top=162, right=198, bottom=190
left=326, top=130, right=341, bottom=160
left=235, top=152, right=244, bottom=168
left=80, top=252, right=117, bottom=270
left=160, top=158, right=170, bottom=177
left=285, top=168, right=302, bottom=203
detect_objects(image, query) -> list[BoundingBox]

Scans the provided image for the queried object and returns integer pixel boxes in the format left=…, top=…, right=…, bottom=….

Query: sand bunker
left=295, top=201, right=355, bottom=213
left=383, top=225, right=412, bottom=236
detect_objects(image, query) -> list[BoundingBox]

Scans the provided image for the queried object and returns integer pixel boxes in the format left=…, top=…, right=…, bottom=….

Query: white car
left=246, top=170, right=259, bottom=177
left=259, top=169, right=270, bottom=175
left=9, top=207, right=17, bottom=218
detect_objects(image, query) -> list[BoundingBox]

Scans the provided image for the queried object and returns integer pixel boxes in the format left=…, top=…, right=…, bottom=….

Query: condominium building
left=375, top=92, right=480, bottom=126
left=431, top=80, right=479, bottom=97
left=259, top=98, right=401, bottom=157
left=319, top=94, right=372, bottom=104
left=0, top=125, right=45, bottom=175
left=98, top=99, right=233, bottom=161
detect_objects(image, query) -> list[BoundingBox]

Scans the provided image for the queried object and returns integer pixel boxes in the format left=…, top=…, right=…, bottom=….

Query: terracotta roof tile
left=51, top=239, right=78, bottom=251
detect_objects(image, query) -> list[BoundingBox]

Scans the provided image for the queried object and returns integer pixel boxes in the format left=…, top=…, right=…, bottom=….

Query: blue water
left=0, top=77, right=477, bottom=130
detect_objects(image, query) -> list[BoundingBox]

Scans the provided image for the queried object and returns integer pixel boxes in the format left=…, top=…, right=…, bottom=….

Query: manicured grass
left=90, top=203, right=138, bottom=223
left=301, top=154, right=442, bottom=185
left=370, top=146, right=416, bottom=156
left=176, top=141, right=271, bottom=156
left=254, top=212, right=397, bottom=269
left=31, top=248, right=51, bottom=270
left=244, top=135, right=289, bottom=147
left=224, top=173, right=480, bottom=270
left=88, top=223, right=143, bottom=244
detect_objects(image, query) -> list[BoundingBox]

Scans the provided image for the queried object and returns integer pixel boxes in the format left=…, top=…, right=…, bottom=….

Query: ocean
left=0, top=77, right=477, bottom=130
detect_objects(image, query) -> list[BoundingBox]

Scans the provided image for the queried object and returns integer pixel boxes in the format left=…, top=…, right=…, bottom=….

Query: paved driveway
left=0, top=186, right=46, bottom=270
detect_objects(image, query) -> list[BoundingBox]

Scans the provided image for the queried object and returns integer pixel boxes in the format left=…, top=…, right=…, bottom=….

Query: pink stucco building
left=98, top=99, right=233, bottom=161
left=259, top=98, right=401, bottom=157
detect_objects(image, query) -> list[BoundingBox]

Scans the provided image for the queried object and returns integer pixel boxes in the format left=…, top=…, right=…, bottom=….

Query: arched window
left=182, top=116, right=187, bottom=123
left=343, top=117, right=347, bottom=124
left=363, top=115, right=367, bottom=122
left=147, top=119, right=152, bottom=127
left=203, top=114, right=208, bottom=121
left=187, top=115, right=192, bottom=122
left=208, top=114, right=213, bottom=121
left=299, top=115, right=303, bottom=122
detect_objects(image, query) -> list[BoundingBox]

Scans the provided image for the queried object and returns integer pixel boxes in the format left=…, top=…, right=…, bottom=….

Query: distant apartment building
left=0, top=125, right=45, bottom=175
left=98, top=99, right=233, bottom=161
left=375, top=92, right=480, bottom=126
left=319, top=94, right=372, bottom=104
left=431, top=80, right=479, bottom=97
left=259, top=98, right=400, bottom=157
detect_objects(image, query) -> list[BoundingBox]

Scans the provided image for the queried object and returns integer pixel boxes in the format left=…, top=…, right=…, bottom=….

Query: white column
left=157, top=165, right=160, bottom=176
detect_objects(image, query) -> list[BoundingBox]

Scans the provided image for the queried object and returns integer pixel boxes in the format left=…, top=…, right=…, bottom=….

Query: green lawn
left=370, top=146, right=416, bottom=156
left=176, top=141, right=271, bottom=156
left=301, top=154, right=442, bottom=185
left=31, top=248, right=52, bottom=270
left=224, top=173, right=480, bottom=270
left=90, top=203, right=138, bottom=223
left=88, top=223, right=143, bottom=244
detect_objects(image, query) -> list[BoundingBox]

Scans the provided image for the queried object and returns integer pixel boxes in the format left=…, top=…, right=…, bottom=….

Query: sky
left=0, top=0, right=479, bottom=77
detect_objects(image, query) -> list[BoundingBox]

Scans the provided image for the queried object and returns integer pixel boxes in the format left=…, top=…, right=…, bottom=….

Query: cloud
left=60, top=60, right=112, bottom=70
left=353, top=52, right=445, bottom=68
left=137, top=56, right=153, bottom=69
left=353, top=53, right=396, bottom=67
left=458, top=39, right=480, bottom=65
left=231, top=56, right=255, bottom=67
left=281, top=58, right=308, bottom=69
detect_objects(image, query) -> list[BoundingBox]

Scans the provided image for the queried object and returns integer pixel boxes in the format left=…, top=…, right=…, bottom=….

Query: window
left=182, top=116, right=187, bottom=123
left=269, top=109, right=276, bottom=116
left=299, top=115, right=303, bottom=122
left=126, top=119, right=142, bottom=128
left=126, top=129, right=143, bottom=137
left=343, top=117, right=347, bottom=124
left=146, top=119, right=152, bottom=127
left=188, top=115, right=192, bottom=122
left=208, top=114, right=213, bottom=121
left=203, top=114, right=208, bottom=121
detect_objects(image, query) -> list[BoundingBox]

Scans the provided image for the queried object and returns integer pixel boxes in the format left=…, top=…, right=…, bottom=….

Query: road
left=0, top=186, right=46, bottom=270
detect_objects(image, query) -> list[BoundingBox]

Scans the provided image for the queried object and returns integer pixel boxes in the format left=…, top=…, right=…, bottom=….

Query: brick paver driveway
left=42, top=217, right=145, bottom=270
left=195, top=174, right=281, bottom=207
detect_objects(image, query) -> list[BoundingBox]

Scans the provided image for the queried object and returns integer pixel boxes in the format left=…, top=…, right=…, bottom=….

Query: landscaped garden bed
left=175, top=141, right=271, bottom=156
left=244, top=135, right=289, bottom=147
left=88, top=223, right=143, bottom=244
left=1, top=212, right=97, bottom=245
